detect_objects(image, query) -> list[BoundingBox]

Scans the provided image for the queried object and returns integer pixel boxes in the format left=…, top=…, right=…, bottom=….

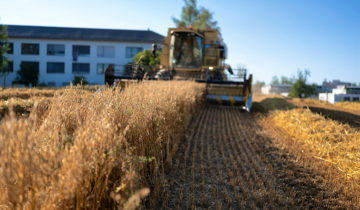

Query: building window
left=5, top=60, right=13, bottom=72
left=73, top=45, right=90, bottom=57
left=72, top=63, right=90, bottom=74
left=21, top=43, right=39, bottom=55
left=344, top=97, right=350, bottom=101
left=47, top=44, right=65, bottom=56
left=97, top=46, right=115, bottom=58
left=125, top=47, right=143, bottom=58
left=47, top=62, right=65, bottom=73
left=7, top=43, right=13, bottom=54
left=353, top=97, right=359, bottom=102
left=97, top=63, right=114, bottom=74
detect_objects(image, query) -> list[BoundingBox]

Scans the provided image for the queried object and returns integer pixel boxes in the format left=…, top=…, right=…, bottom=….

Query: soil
left=155, top=105, right=353, bottom=209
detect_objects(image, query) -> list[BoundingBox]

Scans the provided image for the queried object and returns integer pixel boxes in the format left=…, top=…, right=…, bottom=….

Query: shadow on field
left=0, top=105, right=30, bottom=120
left=256, top=131, right=351, bottom=208
left=251, top=98, right=296, bottom=113
left=304, top=106, right=360, bottom=128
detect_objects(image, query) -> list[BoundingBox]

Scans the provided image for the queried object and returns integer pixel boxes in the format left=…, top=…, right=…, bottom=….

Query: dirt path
left=155, top=105, right=348, bottom=209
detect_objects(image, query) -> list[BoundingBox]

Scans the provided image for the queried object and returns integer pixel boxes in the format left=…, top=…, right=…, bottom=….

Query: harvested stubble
left=0, top=81, right=204, bottom=209
left=263, top=108, right=360, bottom=204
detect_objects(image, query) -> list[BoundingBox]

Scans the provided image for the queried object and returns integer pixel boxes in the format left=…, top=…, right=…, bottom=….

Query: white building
left=1, top=25, right=164, bottom=87
left=261, top=84, right=292, bottom=96
left=319, top=85, right=360, bottom=104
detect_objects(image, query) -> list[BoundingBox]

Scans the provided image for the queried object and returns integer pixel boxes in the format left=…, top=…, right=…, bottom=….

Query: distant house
left=322, top=80, right=352, bottom=89
left=1, top=25, right=164, bottom=87
left=319, top=85, right=360, bottom=104
left=261, top=84, right=292, bottom=96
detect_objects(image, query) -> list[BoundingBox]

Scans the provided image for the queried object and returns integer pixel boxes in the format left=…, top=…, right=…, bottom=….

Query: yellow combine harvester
left=105, top=26, right=253, bottom=111
left=157, top=26, right=253, bottom=111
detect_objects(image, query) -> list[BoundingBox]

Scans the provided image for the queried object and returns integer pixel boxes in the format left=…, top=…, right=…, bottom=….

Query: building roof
left=6, top=25, right=164, bottom=43
left=267, top=84, right=292, bottom=87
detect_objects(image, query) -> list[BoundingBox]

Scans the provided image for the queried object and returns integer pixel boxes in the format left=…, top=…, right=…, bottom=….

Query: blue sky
left=1, top=0, right=359, bottom=84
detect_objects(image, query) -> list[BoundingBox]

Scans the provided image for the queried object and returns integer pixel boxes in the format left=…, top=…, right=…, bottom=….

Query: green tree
left=281, top=76, right=294, bottom=84
left=271, top=76, right=280, bottom=84
left=73, top=76, right=88, bottom=86
left=133, top=50, right=161, bottom=66
left=172, top=0, right=218, bottom=30
left=0, top=25, right=10, bottom=87
left=289, top=69, right=316, bottom=98
left=14, top=62, right=39, bottom=86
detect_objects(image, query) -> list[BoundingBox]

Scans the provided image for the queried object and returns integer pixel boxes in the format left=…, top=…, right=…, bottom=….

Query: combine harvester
left=105, top=26, right=253, bottom=111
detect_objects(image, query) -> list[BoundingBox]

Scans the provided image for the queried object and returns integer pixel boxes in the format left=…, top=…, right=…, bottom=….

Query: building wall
left=261, top=84, right=291, bottom=95
left=2, top=38, right=152, bottom=87
left=319, top=93, right=359, bottom=104
left=261, top=85, right=271, bottom=94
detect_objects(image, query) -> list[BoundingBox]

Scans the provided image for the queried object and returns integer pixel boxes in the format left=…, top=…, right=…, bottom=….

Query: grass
left=0, top=81, right=204, bottom=209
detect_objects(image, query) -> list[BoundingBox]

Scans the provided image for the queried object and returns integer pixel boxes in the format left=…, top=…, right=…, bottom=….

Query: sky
left=1, top=0, right=359, bottom=84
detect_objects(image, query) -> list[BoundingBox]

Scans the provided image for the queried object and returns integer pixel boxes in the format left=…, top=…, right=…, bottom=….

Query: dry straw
left=266, top=108, right=360, bottom=196
left=0, top=81, right=204, bottom=209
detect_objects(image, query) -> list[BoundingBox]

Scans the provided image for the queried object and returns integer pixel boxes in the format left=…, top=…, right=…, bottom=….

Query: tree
left=73, top=76, right=88, bottom=86
left=280, top=76, right=294, bottom=84
left=0, top=25, right=10, bottom=87
left=129, top=50, right=162, bottom=79
left=289, top=69, right=316, bottom=98
left=271, top=76, right=280, bottom=85
left=14, top=62, right=39, bottom=87
left=172, top=0, right=218, bottom=30
left=133, top=50, right=161, bottom=66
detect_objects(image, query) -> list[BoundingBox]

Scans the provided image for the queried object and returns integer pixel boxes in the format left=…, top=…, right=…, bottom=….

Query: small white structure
left=261, top=84, right=292, bottom=96
left=1, top=25, right=164, bottom=87
left=319, top=85, right=360, bottom=104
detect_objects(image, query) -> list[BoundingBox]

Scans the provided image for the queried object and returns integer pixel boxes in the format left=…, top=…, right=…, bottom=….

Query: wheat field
left=1, top=86, right=360, bottom=209
left=0, top=81, right=204, bottom=209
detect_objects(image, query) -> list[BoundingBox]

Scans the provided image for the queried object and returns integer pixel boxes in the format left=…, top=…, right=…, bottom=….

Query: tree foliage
left=271, top=76, right=280, bottom=85
left=0, top=25, right=10, bottom=85
left=73, top=76, right=88, bottom=86
left=15, top=62, right=39, bottom=86
left=289, top=69, right=316, bottom=98
left=172, top=0, right=218, bottom=30
left=133, top=50, right=161, bottom=66
left=281, top=76, right=294, bottom=84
